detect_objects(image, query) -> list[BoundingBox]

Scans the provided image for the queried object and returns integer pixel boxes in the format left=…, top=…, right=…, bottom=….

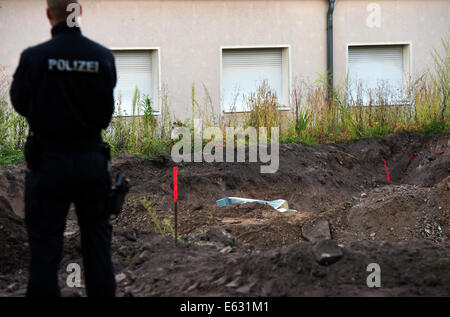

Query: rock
left=192, top=204, right=203, bottom=211
left=225, top=278, right=240, bottom=288
left=126, top=270, right=136, bottom=282
left=302, top=219, right=331, bottom=243
left=219, top=246, right=233, bottom=254
left=123, top=230, right=137, bottom=242
left=199, top=242, right=221, bottom=249
left=135, top=250, right=150, bottom=265
left=361, top=193, right=368, bottom=198
left=115, top=273, right=126, bottom=283
left=236, top=282, right=256, bottom=294
left=184, top=235, right=199, bottom=244
left=370, top=232, right=376, bottom=237
left=203, top=226, right=236, bottom=246
left=187, top=282, right=199, bottom=291
left=212, top=276, right=228, bottom=286
left=243, top=243, right=255, bottom=254
left=312, top=240, right=343, bottom=266
left=7, top=283, right=18, bottom=292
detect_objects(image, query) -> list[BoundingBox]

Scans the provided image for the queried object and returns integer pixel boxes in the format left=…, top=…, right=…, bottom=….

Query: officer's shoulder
left=20, top=39, right=54, bottom=59
left=82, top=36, right=115, bottom=60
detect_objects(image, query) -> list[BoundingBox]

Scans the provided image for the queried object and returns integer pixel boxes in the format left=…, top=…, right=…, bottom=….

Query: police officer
left=10, top=0, right=117, bottom=297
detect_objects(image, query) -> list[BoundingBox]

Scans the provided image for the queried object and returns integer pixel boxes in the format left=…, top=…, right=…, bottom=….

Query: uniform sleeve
left=107, top=55, right=117, bottom=119
left=111, top=56, right=117, bottom=89
left=10, top=50, right=32, bottom=117
left=99, top=55, right=117, bottom=129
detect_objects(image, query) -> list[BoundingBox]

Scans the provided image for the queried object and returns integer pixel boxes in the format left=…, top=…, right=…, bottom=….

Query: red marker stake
left=383, top=160, right=390, bottom=181
left=174, top=167, right=178, bottom=244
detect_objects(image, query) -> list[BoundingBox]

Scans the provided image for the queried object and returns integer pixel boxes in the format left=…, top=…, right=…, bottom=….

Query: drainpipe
left=327, top=0, right=335, bottom=107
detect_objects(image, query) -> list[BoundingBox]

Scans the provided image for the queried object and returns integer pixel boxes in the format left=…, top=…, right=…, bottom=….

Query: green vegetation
left=0, top=35, right=448, bottom=165
left=0, top=67, right=27, bottom=165
left=102, top=87, right=172, bottom=158
left=184, top=33, right=449, bottom=146
left=0, top=145, right=24, bottom=165
left=437, top=257, right=450, bottom=267
left=141, top=199, right=182, bottom=242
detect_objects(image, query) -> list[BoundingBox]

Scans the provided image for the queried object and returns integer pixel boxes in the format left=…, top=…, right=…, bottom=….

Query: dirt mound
left=322, top=181, right=450, bottom=244
left=0, top=167, right=28, bottom=277
left=109, top=233, right=450, bottom=297
left=0, top=207, right=28, bottom=275
left=41, top=229, right=450, bottom=297
left=0, top=166, right=25, bottom=218
left=111, top=132, right=449, bottom=250
left=0, top=131, right=449, bottom=296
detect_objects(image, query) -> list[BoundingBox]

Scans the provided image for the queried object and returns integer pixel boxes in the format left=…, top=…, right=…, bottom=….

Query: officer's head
left=46, top=0, right=82, bottom=26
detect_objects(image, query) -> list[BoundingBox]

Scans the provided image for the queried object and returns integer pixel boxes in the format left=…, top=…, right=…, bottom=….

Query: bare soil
left=0, top=131, right=449, bottom=296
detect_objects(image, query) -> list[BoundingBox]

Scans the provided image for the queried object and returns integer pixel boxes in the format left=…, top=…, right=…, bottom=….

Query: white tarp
left=216, top=197, right=297, bottom=213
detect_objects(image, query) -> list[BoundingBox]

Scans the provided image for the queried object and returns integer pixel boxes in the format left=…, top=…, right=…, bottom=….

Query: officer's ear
left=46, top=7, right=53, bottom=25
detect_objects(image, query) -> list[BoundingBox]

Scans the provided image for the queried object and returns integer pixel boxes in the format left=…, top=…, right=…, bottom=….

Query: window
left=348, top=45, right=410, bottom=105
left=113, top=49, right=159, bottom=116
left=221, top=47, right=290, bottom=112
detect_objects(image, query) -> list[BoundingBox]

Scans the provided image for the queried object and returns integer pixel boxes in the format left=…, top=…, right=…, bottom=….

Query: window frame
left=110, top=47, right=161, bottom=116
left=345, top=42, right=412, bottom=106
left=220, top=45, right=292, bottom=113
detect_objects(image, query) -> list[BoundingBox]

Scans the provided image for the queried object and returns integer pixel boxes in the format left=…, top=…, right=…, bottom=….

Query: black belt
left=38, top=141, right=105, bottom=154
left=26, top=132, right=111, bottom=159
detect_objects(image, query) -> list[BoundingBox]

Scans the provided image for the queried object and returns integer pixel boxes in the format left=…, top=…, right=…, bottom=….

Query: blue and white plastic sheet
left=216, top=197, right=297, bottom=213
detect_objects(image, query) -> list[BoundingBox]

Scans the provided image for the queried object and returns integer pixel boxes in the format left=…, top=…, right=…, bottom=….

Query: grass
left=437, top=257, right=450, bottom=267
left=102, top=87, right=173, bottom=159
left=0, top=145, right=24, bottom=165
left=190, top=34, right=448, bottom=146
left=0, top=67, right=27, bottom=165
left=0, top=34, right=448, bottom=165
left=141, top=199, right=183, bottom=242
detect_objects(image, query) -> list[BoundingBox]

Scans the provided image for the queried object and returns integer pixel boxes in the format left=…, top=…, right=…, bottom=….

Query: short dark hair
left=47, top=0, right=79, bottom=22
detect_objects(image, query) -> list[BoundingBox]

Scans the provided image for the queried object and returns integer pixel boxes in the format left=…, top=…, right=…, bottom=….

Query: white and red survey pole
left=174, top=167, right=178, bottom=244
left=383, top=160, right=390, bottom=182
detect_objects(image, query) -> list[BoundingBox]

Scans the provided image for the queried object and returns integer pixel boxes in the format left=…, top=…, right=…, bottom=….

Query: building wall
left=0, top=0, right=449, bottom=120
left=334, top=0, right=449, bottom=86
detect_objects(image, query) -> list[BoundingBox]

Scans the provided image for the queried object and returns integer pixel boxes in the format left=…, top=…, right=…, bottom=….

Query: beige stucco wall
left=1, top=0, right=449, bottom=120
left=334, top=0, right=449, bottom=86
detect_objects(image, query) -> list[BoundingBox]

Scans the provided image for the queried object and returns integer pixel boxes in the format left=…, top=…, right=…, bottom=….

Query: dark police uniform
left=10, top=22, right=117, bottom=297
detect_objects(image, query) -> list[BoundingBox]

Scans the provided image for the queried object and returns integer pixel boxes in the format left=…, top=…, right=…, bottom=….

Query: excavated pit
left=0, top=131, right=449, bottom=296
